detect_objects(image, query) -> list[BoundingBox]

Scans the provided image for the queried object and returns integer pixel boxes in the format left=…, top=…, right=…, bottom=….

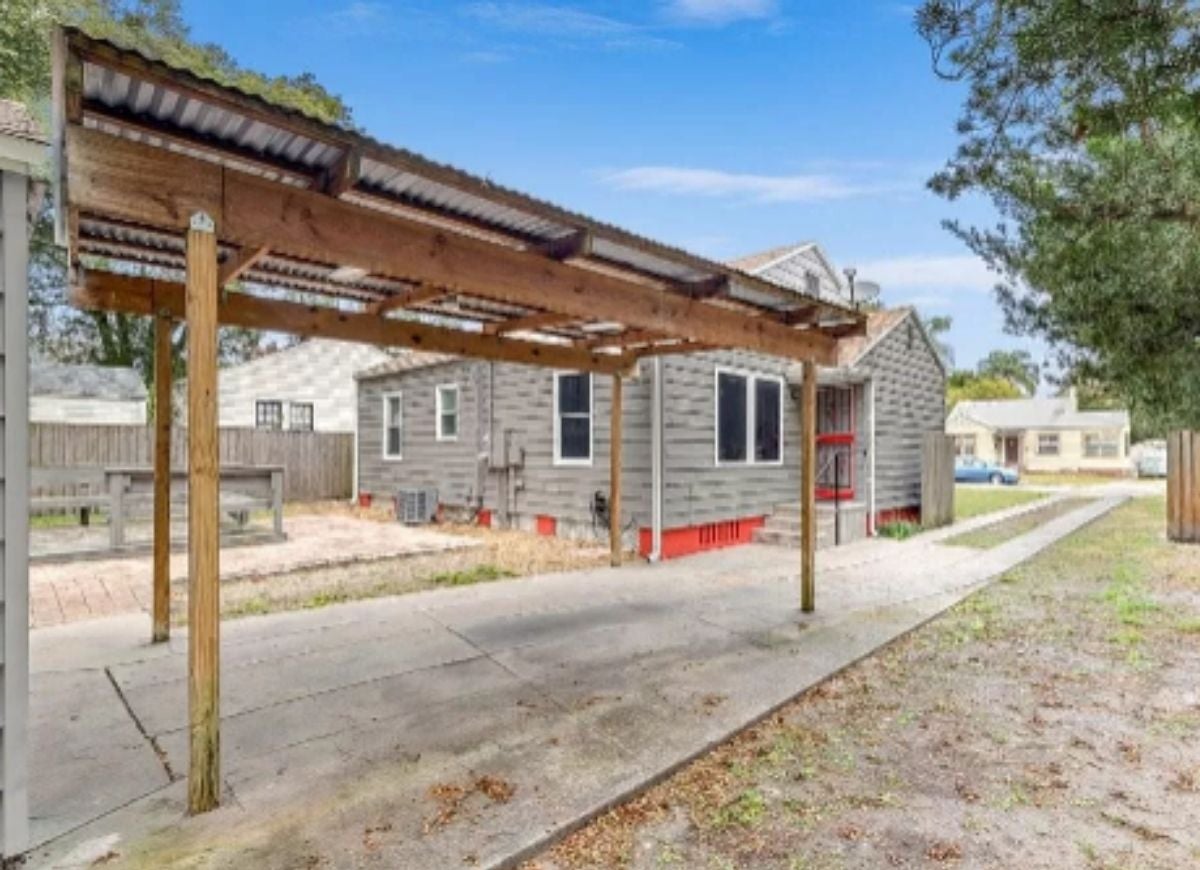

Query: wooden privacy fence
left=1167, top=430, right=1200, bottom=543
left=921, top=431, right=956, bottom=529
left=30, top=423, right=353, bottom=502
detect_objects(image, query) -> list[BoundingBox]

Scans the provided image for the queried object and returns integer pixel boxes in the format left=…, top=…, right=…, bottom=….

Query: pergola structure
left=51, top=26, right=865, bottom=814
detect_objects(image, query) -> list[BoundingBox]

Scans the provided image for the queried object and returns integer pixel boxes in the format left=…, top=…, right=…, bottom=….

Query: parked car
left=955, top=457, right=1020, bottom=485
left=1134, top=440, right=1167, bottom=478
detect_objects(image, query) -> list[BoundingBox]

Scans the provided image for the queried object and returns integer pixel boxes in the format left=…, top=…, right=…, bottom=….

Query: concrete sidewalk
left=26, top=496, right=1125, bottom=869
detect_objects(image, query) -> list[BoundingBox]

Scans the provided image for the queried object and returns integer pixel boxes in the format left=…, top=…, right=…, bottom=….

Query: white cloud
left=853, top=254, right=998, bottom=292
left=462, top=3, right=678, bottom=48
left=321, top=2, right=390, bottom=34
left=666, top=0, right=778, bottom=24
left=601, top=166, right=900, bottom=203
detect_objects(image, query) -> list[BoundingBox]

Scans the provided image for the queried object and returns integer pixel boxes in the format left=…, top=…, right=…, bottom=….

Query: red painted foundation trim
left=638, top=516, right=766, bottom=559
left=477, top=509, right=492, bottom=528
left=875, top=506, right=920, bottom=528
left=536, top=515, right=557, bottom=536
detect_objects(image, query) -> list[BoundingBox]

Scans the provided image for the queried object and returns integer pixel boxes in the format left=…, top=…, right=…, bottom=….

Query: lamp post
left=843, top=266, right=857, bottom=307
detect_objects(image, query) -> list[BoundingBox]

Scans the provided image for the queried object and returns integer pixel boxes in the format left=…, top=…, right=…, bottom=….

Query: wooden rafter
left=66, top=126, right=840, bottom=365
left=218, top=243, right=270, bottom=287
left=365, top=283, right=448, bottom=316
left=72, top=272, right=637, bottom=375
left=533, top=229, right=591, bottom=261
left=483, top=310, right=576, bottom=336
left=580, top=329, right=665, bottom=350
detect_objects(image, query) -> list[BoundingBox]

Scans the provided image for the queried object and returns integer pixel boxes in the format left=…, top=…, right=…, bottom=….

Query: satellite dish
left=853, top=280, right=881, bottom=306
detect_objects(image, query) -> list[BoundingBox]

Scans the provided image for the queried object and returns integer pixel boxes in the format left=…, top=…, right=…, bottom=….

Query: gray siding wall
left=661, top=351, right=801, bottom=528
left=488, top=361, right=652, bottom=539
left=1, top=167, right=31, bottom=855
left=853, top=313, right=947, bottom=511
left=356, top=359, right=485, bottom=507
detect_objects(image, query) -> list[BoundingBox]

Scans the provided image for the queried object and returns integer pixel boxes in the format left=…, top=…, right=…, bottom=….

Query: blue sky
left=182, top=0, right=1043, bottom=374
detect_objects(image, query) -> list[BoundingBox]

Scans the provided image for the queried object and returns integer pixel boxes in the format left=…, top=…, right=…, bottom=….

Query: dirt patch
left=206, top=504, right=613, bottom=622
left=527, top=497, right=1200, bottom=869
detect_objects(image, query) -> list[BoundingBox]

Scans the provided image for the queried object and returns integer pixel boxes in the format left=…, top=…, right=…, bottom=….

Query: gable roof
left=31, top=358, right=146, bottom=402
left=728, top=242, right=848, bottom=302
left=354, top=351, right=459, bottom=380
left=835, top=307, right=912, bottom=367
left=0, top=100, right=46, bottom=145
left=952, top=396, right=1129, bottom=431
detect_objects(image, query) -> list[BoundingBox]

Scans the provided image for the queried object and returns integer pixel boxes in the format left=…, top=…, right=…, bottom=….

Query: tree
left=946, top=370, right=1021, bottom=411
left=3, top=0, right=352, bottom=389
left=917, top=0, right=1200, bottom=431
left=922, top=314, right=955, bottom=368
left=976, top=349, right=1039, bottom=396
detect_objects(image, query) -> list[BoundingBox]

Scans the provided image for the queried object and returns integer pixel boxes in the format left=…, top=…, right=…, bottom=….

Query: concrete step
left=752, top=526, right=835, bottom=550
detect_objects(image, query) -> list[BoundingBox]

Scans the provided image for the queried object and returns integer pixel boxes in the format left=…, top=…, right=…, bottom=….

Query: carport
left=44, top=25, right=862, bottom=825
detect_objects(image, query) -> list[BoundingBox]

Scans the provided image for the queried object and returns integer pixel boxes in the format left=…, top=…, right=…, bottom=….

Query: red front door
left=816, top=386, right=855, bottom=500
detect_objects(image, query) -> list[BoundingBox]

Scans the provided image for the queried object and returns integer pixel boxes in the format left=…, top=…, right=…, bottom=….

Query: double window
left=290, top=402, right=314, bottom=432
left=1037, top=433, right=1060, bottom=456
left=954, top=435, right=977, bottom=459
left=1084, top=431, right=1121, bottom=458
left=715, top=369, right=783, bottom=465
left=436, top=385, right=459, bottom=441
left=255, top=400, right=283, bottom=430
left=383, top=392, right=403, bottom=460
left=554, top=372, right=592, bottom=465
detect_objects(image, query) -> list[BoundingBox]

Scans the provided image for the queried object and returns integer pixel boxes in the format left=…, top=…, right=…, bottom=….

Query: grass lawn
left=955, top=485, right=1046, bottom=521
left=1022, top=471, right=1130, bottom=487
left=531, top=497, right=1200, bottom=870
left=946, top=496, right=1092, bottom=548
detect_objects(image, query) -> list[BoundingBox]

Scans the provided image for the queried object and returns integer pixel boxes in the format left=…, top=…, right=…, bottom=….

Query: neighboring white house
left=946, top=392, right=1132, bottom=475
left=183, top=339, right=391, bottom=433
left=30, top=357, right=147, bottom=425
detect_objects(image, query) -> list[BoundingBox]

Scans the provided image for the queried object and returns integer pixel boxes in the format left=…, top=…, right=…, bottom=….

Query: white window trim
left=553, top=371, right=594, bottom=467
left=289, top=401, right=315, bottom=432
left=435, top=383, right=460, bottom=442
left=382, top=391, right=403, bottom=461
left=713, top=366, right=785, bottom=467
left=1037, top=433, right=1060, bottom=456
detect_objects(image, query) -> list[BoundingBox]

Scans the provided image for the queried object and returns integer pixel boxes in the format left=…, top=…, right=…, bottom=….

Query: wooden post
left=152, top=314, right=172, bottom=643
left=186, top=212, right=221, bottom=814
left=800, top=360, right=816, bottom=613
left=610, top=374, right=623, bottom=567
left=1167, top=431, right=1200, bottom=543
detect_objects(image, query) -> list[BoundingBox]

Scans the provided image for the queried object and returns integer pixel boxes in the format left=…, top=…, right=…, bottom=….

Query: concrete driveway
left=27, top=495, right=1125, bottom=869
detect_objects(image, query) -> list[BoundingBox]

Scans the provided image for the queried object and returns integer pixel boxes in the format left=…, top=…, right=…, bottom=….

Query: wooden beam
left=365, top=284, right=447, bottom=316
left=800, top=360, right=816, bottom=613
left=218, top=243, right=269, bottom=287
left=534, top=229, right=592, bottom=261
left=186, top=213, right=221, bottom=814
left=610, top=374, right=623, bottom=568
left=782, top=305, right=821, bottom=326
left=632, top=341, right=716, bottom=357
left=321, top=147, right=361, bottom=198
left=580, top=329, right=665, bottom=350
left=66, top=126, right=839, bottom=365
left=72, top=272, right=638, bottom=376
left=151, top=314, right=172, bottom=644
left=678, top=275, right=729, bottom=299
left=482, top=310, right=576, bottom=337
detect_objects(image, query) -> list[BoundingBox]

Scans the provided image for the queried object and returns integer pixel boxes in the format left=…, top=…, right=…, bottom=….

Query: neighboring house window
left=816, top=385, right=855, bottom=498
left=1084, top=431, right=1121, bottom=458
left=436, top=385, right=459, bottom=441
left=715, top=368, right=784, bottom=466
left=954, top=435, right=976, bottom=458
left=290, top=402, right=314, bottom=432
left=255, top=400, right=283, bottom=430
left=554, top=372, right=592, bottom=464
left=1037, top=433, right=1060, bottom=456
left=383, top=392, right=403, bottom=459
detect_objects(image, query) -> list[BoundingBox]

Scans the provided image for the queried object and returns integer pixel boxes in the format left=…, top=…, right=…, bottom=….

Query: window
left=1037, top=433, right=1060, bottom=456
left=715, top=368, right=784, bottom=466
left=436, top=385, right=459, bottom=441
left=554, top=372, right=592, bottom=464
left=954, top=435, right=977, bottom=458
left=1084, top=431, right=1120, bottom=458
left=255, top=400, right=283, bottom=430
left=382, top=392, right=403, bottom=459
left=290, top=402, right=314, bottom=432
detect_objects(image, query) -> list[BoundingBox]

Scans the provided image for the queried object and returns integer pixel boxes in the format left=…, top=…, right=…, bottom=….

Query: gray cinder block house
left=355, top=244, right=946, bottom=558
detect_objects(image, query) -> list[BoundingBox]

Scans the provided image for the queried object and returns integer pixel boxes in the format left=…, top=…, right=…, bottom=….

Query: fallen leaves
left=425, top=775, right=517, bottom=834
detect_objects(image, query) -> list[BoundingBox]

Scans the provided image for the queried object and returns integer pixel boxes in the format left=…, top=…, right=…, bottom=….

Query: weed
left=429, top=564, right=515, bottom=587
left=711, top=789, right=767, bottom=829
left=878, top=521, right=921, bottom=540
